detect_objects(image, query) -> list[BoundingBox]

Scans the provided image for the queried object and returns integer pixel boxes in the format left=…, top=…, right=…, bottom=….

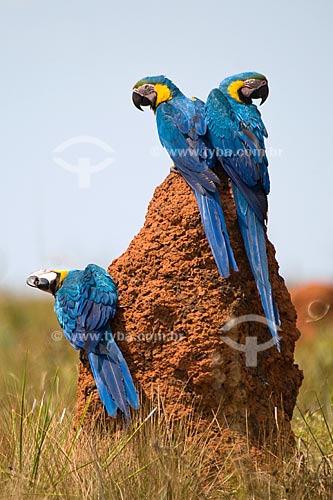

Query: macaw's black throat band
left=49, top=274, right=61, bottom=296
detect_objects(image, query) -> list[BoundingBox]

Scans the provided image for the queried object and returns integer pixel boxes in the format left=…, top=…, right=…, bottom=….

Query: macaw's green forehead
left=133, top=75, right=169, bottom=88
left=242, top=72, right=266, bottom=80
left=222, top=72, right=267, bottom=84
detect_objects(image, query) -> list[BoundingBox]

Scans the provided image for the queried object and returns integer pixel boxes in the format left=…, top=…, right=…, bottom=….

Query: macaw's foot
left=170, top=165, right=179, bottom=174
left=79, top=349, right=85, bottom=363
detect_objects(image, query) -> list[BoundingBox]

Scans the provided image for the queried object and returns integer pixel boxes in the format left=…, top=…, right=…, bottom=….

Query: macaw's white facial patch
left=28, top=270, right=58, bottom=282
left=26, top=269, right=59, bottom=293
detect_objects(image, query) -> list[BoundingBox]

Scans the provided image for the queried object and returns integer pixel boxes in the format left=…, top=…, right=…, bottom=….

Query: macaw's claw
left=170, top=164, right=179, bottom=174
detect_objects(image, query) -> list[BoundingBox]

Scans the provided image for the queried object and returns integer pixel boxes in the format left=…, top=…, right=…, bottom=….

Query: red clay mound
left=75, top=166, right=303, bottom=448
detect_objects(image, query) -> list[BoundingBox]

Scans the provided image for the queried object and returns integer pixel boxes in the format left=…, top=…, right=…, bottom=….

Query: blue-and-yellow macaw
left=132, top=75, right=237, bottom=278
left=205, top=72, right=280, bottom=349
left=27, top=264, right=139, bottom=419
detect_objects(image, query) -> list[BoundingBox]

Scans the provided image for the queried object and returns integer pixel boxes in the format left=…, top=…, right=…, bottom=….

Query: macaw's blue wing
left=205, top=89, right=269, bottom=222
left=156, top=98, right=217, bottom=193
left=205, top=89, right=280, bottom=350
left=156, top=97, right=237, bottom=277
left=55, top=264, right=139, bottom=419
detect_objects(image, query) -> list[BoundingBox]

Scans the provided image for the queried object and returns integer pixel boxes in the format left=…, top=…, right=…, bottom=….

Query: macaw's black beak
left=132, top=85, right=157, bottom=111
left=241, top=79, right=269, bottom=105
left=26, top=275, right=50, bottom=291
left=251, top=81, right=269, bottom=105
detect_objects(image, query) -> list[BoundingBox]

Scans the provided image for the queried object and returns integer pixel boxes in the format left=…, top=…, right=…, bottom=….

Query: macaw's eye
left=26, top=275, right=50, bottom=290
left=245, top=79, right=257, bottom=87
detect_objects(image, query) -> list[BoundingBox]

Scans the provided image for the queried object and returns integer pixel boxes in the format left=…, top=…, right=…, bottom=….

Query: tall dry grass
left=0, top=295, right=333, bottom=498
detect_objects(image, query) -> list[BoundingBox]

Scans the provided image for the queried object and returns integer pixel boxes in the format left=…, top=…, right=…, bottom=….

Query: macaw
left=132, top=75, right=237, bottom=278
left=205, top=72, right=280, bottom=350
left=27, top=263, right=139, bottom=419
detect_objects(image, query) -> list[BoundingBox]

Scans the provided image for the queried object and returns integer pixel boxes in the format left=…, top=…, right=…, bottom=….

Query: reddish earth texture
left=290, top=283, right=333, bottom=341
left=75, top=166, right=303, bottom=450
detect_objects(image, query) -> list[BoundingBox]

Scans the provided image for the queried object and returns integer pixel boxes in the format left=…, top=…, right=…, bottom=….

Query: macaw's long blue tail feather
left=87, top=333, right=139, bottom=420
left=194, top=190, right=238, bottom=278
left=232, top=183, right=280, bottom=351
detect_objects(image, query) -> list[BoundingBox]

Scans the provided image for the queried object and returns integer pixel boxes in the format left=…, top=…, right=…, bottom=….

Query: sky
left=0, top=0, right=332, bottom=293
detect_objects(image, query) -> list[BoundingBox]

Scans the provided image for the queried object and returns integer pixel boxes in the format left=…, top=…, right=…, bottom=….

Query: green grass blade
left=19, top=353, right=28, bottom=473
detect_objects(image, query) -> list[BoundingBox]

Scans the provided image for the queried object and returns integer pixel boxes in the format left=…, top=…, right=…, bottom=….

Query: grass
left=0, top=295, right=333, bottom=498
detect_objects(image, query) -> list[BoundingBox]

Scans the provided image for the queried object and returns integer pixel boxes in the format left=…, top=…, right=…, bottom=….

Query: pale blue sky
left=1, top=0, right=332, bottom=292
